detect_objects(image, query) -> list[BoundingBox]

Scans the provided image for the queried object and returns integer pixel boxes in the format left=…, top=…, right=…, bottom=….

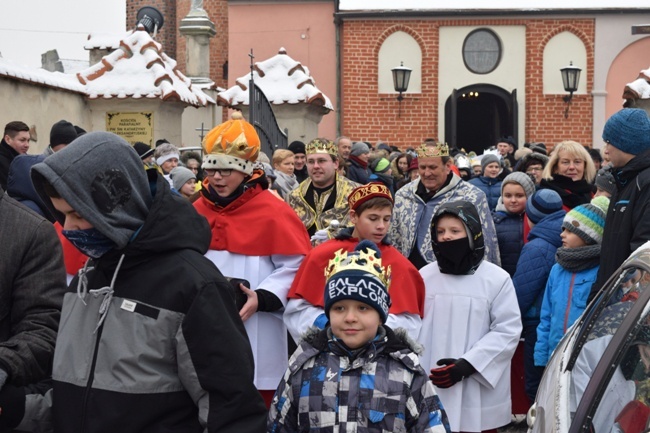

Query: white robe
left=205, top=250, right=304, bottom=390
left=418, top=260, right=522, bottom=432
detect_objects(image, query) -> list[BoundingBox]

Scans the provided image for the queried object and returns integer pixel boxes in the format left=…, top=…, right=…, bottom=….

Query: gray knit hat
left=350, top=141, right=370, bottom=157
left=501, top=172, right=535, bottom=199
left=170, top=166, right=196, bottom=192
left=594, top=167, right=616, bottom=197
left=481, top=154, right=500, bottom=172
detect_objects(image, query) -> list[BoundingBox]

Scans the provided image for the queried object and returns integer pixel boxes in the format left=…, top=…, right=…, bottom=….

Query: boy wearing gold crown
left=285, top=182, right=425, bottom=341
left=389, top=140, right=500, bottom=270
left=268, top=240, right=450, bottom=433
left=193, top=113, right=311, bottom=406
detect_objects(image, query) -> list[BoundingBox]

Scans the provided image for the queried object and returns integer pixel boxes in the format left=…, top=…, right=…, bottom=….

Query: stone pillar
left=179, top=5, right=216, bottom=85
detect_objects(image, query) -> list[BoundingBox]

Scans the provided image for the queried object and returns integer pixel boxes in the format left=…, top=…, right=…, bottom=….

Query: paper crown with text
left=348, top=183, right=393, bottom=210
left=202, top=112, right=260, bottom=175
left=325, top=243, right=392, bottom=290
left=306, top=137, right=338, bottom=156
left=416, top=141, right=450, bottom=158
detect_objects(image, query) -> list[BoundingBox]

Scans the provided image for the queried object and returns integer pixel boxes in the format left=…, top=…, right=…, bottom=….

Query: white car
left=528, top=241, right=650, bottom=433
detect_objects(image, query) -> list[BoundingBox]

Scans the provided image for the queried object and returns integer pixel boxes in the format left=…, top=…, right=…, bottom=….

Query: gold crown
left=306, top=138, right=338, bottom=156
left=325, top=247, right=391, bottom=290
left=417, top=142, right=449, bottom=158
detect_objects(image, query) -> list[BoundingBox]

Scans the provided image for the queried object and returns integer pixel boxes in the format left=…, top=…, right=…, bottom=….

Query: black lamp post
left=391, top=62, right=412, bottom=117
left=560, top=61, right=581, bottom=119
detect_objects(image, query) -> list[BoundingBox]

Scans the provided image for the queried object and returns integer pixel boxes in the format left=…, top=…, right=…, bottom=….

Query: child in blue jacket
left=534, top=196, right=610, bottom=367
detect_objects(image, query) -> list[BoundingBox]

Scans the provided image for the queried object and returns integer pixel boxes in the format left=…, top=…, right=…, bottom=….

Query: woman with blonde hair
left=540, top=140, right=595, bottom=210
left=272, top=148, right=299, bottom=199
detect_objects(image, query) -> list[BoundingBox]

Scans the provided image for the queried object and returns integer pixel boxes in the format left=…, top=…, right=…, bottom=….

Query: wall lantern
left=391, top=62, right=412, bottom=117
left=560, top=61, right=581, bottom=119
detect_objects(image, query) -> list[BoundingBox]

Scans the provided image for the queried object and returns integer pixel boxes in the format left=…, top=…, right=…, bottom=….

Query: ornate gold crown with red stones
left=325, top=247, right=392, bottom=290
left=348, top=183, right=393, bottom=210
left=417, top=141, right=450, bottom=158
left=305, top=138, right=338, bottom=156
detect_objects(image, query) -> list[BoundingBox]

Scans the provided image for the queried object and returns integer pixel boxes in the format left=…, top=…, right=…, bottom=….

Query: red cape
left=54, top=222, right=88, bottom=276
left=194, top=183, right=311, bottom=256
left=288, top=237, right=425, bottom=317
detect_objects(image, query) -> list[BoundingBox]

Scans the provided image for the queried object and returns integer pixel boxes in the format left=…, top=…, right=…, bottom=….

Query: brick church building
left=126, top=0, right=650, bottom=151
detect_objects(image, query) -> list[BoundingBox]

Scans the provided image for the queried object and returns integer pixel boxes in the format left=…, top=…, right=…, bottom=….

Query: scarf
left=273, top=170, right=299, bottom=197
left=555, top=244, right=601, bottom=272
left=349, top=154, right=368, bottom=169
left=540, top=174, right=593, bottom=209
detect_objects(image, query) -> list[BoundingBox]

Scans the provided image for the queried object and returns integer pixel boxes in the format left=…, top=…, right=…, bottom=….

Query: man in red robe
left=284, top=182, right=425, bottom=341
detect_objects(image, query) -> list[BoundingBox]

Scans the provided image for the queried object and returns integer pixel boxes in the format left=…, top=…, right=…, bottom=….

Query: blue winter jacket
left=512, top=210, right=565, bottom=326
left=534, top=263, right=599, bottom=366
left=468, top=176, right=502, bottom=211
left=492, top=211, right=525, bottom=277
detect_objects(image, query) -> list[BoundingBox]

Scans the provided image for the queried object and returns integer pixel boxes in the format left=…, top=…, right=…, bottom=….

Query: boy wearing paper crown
left=268, top=240, right=451, bottom=433
left=284, top=183, right=425, bottom=341
left=193, top=112, right=311, bottom=406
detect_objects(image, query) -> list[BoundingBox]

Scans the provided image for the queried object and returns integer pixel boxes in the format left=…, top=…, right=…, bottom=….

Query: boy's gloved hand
left=429, top=358, right=476, bottom=388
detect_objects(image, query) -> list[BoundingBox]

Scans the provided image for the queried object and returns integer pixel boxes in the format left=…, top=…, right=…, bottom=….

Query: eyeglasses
left=526, top=167, right=543, bottom=173
left=204, top=168, right=233, bottom=177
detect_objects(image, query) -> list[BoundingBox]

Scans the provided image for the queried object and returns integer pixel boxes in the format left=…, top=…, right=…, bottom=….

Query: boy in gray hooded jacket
left=0, top=131, right=266, bottom=433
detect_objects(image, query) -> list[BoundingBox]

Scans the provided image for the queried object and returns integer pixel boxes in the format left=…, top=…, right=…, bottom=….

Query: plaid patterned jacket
left=268, top=326, right=451, bottom=433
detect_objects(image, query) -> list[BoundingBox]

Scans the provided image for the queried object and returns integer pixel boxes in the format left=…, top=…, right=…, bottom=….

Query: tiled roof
left=218, top=48, right=333, bottom=111
left=77, top=26, right=213, bottom=107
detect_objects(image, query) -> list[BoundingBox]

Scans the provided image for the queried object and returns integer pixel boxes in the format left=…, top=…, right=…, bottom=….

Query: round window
left=462, top=29, right=502, bottom=74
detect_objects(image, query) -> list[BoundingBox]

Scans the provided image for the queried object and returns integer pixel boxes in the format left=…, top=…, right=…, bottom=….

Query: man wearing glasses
left=193, top=113, right=311, bottom=407
left=287, top=138, right=359, bottom=241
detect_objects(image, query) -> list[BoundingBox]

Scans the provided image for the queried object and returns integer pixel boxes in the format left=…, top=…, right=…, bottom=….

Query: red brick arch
left=538, top=24, right=594, bottom=53
left=374, top=25, right=428, bottom=60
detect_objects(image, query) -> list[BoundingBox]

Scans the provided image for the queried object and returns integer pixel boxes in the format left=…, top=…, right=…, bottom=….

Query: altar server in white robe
left=418, top=201, right=522, bottom=433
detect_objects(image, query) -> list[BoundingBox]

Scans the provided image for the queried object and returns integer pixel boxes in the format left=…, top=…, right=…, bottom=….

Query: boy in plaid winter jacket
left=268, top=240, right=450, bottom=433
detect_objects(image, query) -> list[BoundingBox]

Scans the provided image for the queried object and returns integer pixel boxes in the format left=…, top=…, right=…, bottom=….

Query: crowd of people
left=0, top=107, right=649, bottom=433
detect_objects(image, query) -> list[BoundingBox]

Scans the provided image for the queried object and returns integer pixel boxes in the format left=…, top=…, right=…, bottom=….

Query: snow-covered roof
left=77, top=27, right=213, bottom=107
left=0, top=27, right=213, bottom=108
left=61, top=58, right=89, bottom=74
left=84, top=32, right=130, bottom=50
left=218, top=48, right=333, bottom=111
left=0, top=56, right=85, bottom=93
left=338, top=0, right=650, bottom=11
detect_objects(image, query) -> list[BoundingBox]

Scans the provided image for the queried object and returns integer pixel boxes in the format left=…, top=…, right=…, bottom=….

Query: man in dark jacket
left=0, top=121, right=30, bottom=190
left=1, top=132, right=267, bottom=433
left=0, top=187, right=66, bottom=411
left=592, top=108, right=650, bottom=297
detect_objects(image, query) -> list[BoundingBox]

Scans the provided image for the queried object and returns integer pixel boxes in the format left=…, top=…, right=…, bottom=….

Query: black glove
left=226, top=278, right=250, bottom=311
left=429, top=358, right=476, bottom=388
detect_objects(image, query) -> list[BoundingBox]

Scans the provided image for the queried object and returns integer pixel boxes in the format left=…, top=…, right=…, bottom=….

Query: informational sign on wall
left=106, top=112, right=154, bottom=146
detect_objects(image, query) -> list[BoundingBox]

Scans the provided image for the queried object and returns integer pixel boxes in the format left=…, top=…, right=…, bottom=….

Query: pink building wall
left=228, top=2, right=337, bottom=140
left=606, top=37, right=650, bottom=120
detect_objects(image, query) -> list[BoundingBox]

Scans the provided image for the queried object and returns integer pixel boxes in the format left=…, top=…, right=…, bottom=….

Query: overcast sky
left=0, top=0, right=126, bottom=68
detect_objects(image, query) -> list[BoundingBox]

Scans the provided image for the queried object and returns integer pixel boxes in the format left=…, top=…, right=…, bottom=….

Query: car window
left=568, top=266, right=650, bottom=433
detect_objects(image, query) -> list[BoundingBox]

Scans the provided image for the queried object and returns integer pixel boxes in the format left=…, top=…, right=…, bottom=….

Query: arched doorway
left=444, top=84, right=517, bottom=155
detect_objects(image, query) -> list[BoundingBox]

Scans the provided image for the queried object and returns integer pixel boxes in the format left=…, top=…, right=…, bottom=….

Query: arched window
left=543, top=31, right=588, bottom=94
left=378, top=31, right=422, bottom=94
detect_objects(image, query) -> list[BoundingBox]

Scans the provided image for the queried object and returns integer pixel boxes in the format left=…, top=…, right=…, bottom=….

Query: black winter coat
left=592, top=149, right=650, bottom=296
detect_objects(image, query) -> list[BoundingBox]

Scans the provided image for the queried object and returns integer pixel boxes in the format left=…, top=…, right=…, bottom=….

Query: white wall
left=438, top=25, right=526, bottom=144
left=543, top=32, right=588, bottom=94
left=378, top=31, right=422, bottom=94
left=0, top=79, right=90, bottom=154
